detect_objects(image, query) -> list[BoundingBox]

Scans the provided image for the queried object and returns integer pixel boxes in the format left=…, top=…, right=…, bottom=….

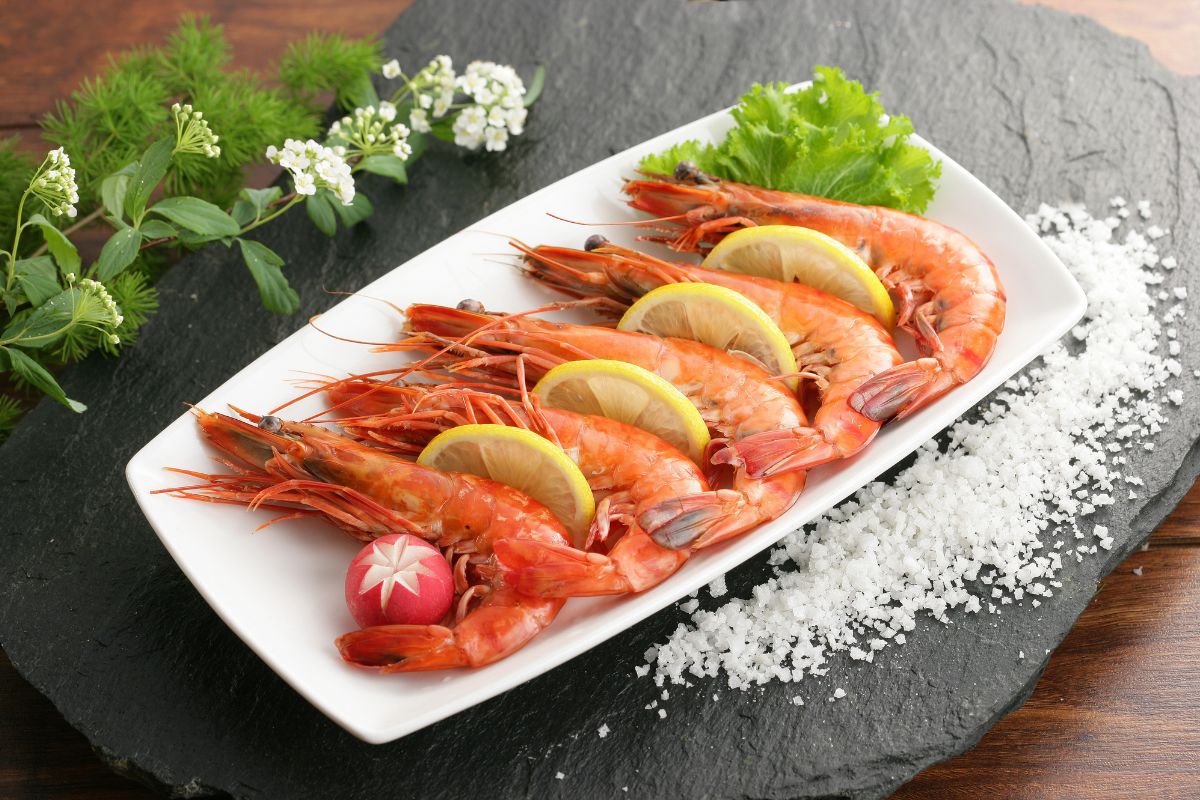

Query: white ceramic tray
left=126, top=100, right=1087, bottom=743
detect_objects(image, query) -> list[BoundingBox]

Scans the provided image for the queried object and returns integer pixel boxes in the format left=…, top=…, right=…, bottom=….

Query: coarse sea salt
left=645, top=202, right=1181, bottom=691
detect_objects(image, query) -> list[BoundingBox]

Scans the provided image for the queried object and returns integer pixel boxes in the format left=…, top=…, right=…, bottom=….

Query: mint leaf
left=100, top=163, right=138, bottom=222
left=523, top=65, right=546, bottom=108
left=124, top=139, right=175, bottom=222
left=332, top=192, right=373, bottom=227
left=238, top=239, right=299, bottom=314
left=13, top=257, right=60, bottom=307
left=305, top=192, right=337, bottom=236
left=138, top=219, right=177, bottom=240
left=148, top=197, right=241, bottom=237
left=26, top=213, right=80, bottom=276
left=96, top=227, right=142, bottom=281
left=358, top=154, right=407, bottom=183
left=2, top=346, right=85, bottom=412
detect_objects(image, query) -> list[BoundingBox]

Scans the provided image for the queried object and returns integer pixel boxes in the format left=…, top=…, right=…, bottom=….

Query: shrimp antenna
left=546, top=211, right=689, bottom=227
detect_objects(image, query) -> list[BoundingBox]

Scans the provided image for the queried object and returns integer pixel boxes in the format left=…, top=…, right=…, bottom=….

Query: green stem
left=239, top=194, right=302, bottom=235
left=4, top=190, right=30, bottom=292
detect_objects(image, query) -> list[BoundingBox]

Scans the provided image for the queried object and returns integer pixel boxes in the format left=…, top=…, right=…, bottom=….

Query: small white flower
left=267, top=139, right=355, bottom=204
left=382, top=59, right=401, bottom=79
left=484, top=125, right=509, bottom=152
left=29, top=147, right=79, bottom=217
left=417, top=92, right=433, bottom=109
left=409, top=108, right=431, bottom=133
left=458, top=105, right=486, bottom=135
left=459, top=72, right=487, bottom=96
left=293, top=173, right=316, bottom=195
left=433, top=90, right=454, bottom=118
left=487, top=105, right=507, bottom=127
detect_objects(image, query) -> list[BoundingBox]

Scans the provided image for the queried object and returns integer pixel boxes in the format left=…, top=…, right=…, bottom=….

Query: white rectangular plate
left=126, top=100, right=1086, bottom=744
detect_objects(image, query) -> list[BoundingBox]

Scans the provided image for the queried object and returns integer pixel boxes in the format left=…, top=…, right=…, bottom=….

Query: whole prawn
left=517, top=237, right=903, bottom=475
left=374, top=302, right=807, bottom=556
left=623, top=163, right=1006, bottom=421
left=161, top=409, right=568, bottom=671
left=323, top=379, right=778, bottom=597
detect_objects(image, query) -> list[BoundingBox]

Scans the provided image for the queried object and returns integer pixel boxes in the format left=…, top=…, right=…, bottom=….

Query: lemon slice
left=617, top=283, right=799, bottom=390
left=418, top=424, right=595, bottom=547
left=701, top=225, right=895, bottom=328
left=533, top=359, right=710, bottom=463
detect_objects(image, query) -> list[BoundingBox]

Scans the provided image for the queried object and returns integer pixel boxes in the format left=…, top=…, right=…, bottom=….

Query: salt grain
left=1133, top=566, right=1143, bottom=576
left=555, top=772, right=565, bottom=780
left=598, top=724, right=610, bottom=738
left=643, top=203, right=1178, bottom=692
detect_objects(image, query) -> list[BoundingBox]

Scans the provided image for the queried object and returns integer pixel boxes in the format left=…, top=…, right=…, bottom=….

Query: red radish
left=345, top=534, right=454, bottom=627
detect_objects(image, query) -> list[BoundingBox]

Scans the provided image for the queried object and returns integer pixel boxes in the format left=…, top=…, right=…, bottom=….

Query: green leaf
left=429, top=117, right=456, bottom=143
left=100, top=162, right=138, bottom=221
left=147, top=196, right=241, bottom=237
left=358, top=154, right=407, bottom=183
left=636, top=68, right=942, bottom=214
left=13, top=257, right=60, bottom=307
left=1, top=346, right=86, bottom=412
left=406, top=130, right=428, bottom=166
left=26, top=213, right=80, bottom=276
left=523, top=65, right=546, bottom=108
left=240, top=186, right=283, bottom=215
left=340, top=70, right=379, bottom=111
left=95, top=227, right=142, bottom=281
left=231, top=199, right=257, bottom=227
left=138, top=219, right=177, bottom=239
left=305, top=192, right=337, bottom=236
left=124, top=138, right=175, bottom=221
left=332, top=192, right=374, bottom=227
left=238, top=239, right=299, bottom=314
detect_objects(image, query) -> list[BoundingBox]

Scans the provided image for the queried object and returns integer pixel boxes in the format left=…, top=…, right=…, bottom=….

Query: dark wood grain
left=0, top=2, right=1198, bottom=798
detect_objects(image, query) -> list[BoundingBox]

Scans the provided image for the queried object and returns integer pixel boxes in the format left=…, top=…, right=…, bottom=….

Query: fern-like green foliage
left=0, top=393, right=23, bottom=444
left=0, top=138, right=40, bottom=252
left=278, top=33, right=383, bottom=113
left=42, top=15, right=324, bottom=207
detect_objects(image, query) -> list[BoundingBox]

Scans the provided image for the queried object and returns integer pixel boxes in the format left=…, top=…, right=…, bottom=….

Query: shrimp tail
left=336, top=594, right=564, bottom=671
left=726, top=428, right=839, bottom=477
left=849, top=357, right=956, bottom=421
left=337, top=625, right=468, bottom=671
left=496, top=534, right=692, bottom=597
left=639, top=490, right=749, bottom=550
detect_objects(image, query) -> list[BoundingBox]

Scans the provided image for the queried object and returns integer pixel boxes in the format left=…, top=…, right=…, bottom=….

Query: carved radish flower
left=345, top=534, right=454, bottom=628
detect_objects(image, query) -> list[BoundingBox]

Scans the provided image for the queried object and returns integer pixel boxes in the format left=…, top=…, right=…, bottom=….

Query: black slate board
left=2, top=1, right=1198, bottom=798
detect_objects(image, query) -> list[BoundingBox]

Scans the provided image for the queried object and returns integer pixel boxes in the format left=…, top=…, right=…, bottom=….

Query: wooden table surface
left=1, top=2, right=1198, bottom=798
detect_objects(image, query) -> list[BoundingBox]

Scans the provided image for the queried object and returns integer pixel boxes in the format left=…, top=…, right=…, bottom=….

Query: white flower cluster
left=451, top=61, right=527, bottom=152
left=405, top=55, right=458, bottom=133
left=327, top=103, right=412, bottom=160
left=171, top=102, right=221, bottom=158
left=30, top=148, right=79, bottom=218
left=76, top=277, right=124, bottom=345
left=266, top=139, right=355, bottom=205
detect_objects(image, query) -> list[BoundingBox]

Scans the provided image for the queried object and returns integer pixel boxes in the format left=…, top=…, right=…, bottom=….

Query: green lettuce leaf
left=638, top=67, right=941, bottom=214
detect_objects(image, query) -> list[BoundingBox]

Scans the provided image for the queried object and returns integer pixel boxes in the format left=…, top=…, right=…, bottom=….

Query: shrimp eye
left=673, top=160, right=716, bottom=185
left=457, top=298, right=486, bottom=313
left=584, top=234, right=610, bottom=252
left=258, top=415, right=282, bottom=433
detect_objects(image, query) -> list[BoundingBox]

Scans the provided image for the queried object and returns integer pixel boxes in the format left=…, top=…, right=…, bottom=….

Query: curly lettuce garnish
left=639, top=66, right=941, bottom=215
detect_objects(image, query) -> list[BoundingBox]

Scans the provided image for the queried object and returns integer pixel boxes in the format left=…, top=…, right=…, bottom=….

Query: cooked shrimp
left=623, top=164, right=1006, bottom=421
left=323, top=379, right=767, bottom=596
left=518, top=238, right=903, bottom=475
left=159, top=409, right=567, bottom=672
left=378, top=303, right=807, bottom=554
